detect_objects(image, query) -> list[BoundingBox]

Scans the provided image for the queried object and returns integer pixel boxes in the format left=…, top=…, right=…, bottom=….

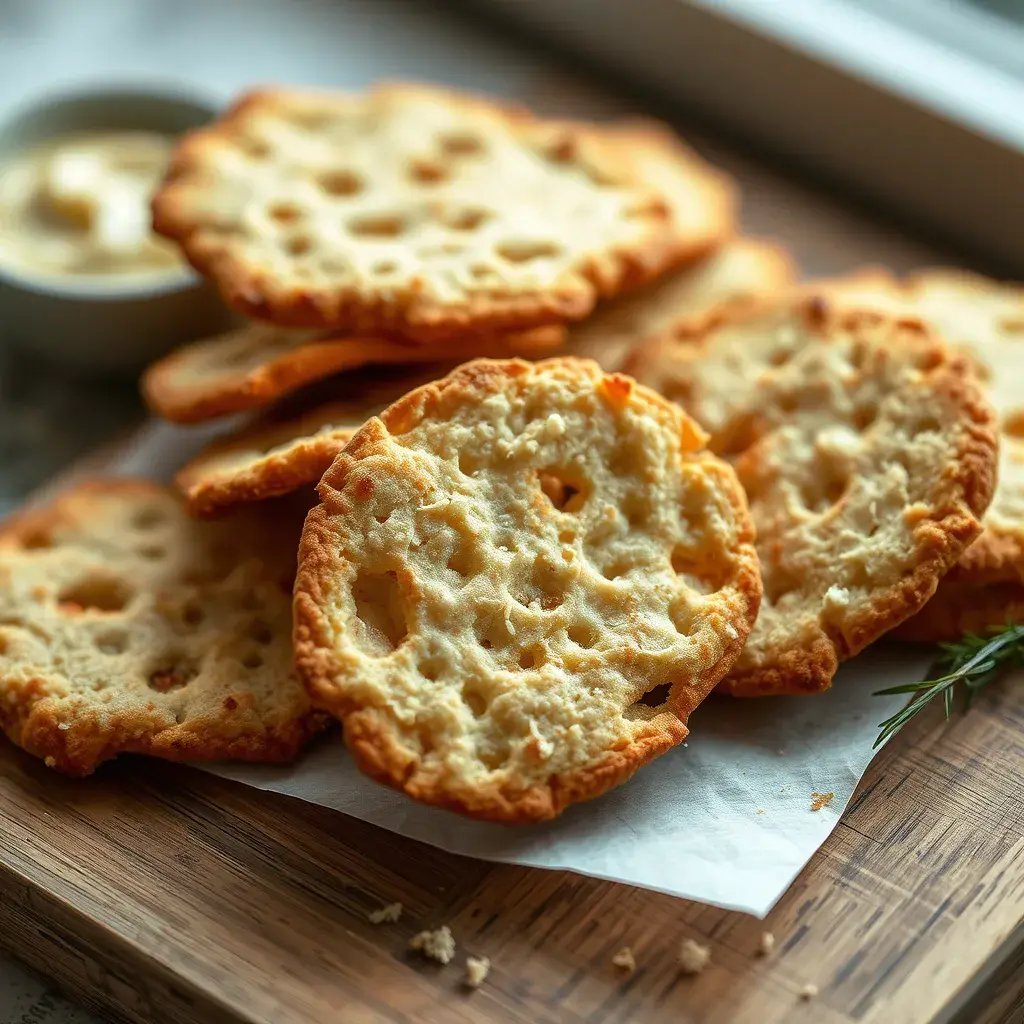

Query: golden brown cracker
left=293, top=357, right=760, bottom=822
left=152, top=83, right=732, bottom=339
left=0, top=479, right=324, bottom=774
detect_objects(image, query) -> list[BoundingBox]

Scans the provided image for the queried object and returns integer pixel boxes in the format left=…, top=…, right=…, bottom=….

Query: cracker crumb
left=758, top=931, right=775, bottom=956
left=464, top=955, right=490, bottom=988
left=799, top=982, right=818, bottom=1000
left=611, top=947, right=636, bottom=973
left=757, top=809, right=765, bottom=815
left=810, top=792, right=834, bottom=812
left=678, top=938, right=711, bottom=975
left=409, top=925, right=456, bottom=964
left=368, top=901, right=403, bottom=924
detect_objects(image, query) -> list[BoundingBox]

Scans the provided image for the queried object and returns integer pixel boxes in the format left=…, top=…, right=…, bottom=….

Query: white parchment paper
left=114, top=421, right=921, bottom=917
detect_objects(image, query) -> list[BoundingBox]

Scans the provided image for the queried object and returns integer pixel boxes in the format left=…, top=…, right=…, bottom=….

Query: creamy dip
left=0, top=131, right=184, bottom=279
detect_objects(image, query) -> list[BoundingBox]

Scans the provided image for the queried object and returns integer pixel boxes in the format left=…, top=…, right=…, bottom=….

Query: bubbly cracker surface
left=0, top=479, right=322, bottom=774
left=294, top=357, right=760, bottom=822
left=629, top=296, right=997, bottom=695
left=826, top=270, right=1024, bottom=639
left=152, top=83, right=730, bottom=339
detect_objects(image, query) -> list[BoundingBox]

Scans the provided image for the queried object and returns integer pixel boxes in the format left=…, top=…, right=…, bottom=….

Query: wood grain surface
left=2, top=49, right=1023, bottom=1024
left=2, top=672, right=1024, bottom=1024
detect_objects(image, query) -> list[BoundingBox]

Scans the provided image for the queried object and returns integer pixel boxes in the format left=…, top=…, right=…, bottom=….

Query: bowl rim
left=0, top=82, right=219, bottom=303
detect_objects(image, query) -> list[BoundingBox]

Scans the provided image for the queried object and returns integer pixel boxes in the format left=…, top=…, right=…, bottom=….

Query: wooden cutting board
left=3, top=77, right=1023, bottom=1024
left=2, top=673, right=1024, bottom=1024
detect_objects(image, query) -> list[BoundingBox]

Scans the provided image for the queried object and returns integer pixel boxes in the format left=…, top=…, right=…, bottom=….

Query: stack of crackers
left=0, top=82, right=1015, bottom=825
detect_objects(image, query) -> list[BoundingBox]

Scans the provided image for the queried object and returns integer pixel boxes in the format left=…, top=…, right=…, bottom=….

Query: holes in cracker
left=58, top=576, right=132, bottom=614
left=479, top=745, right=508, bottom=771
left=638, top=683, right=672, bottom=709
left=447, top=542, right=479, bottom=579
left=444, top=208, right=490, bottom=232
left=462, top=682, right=489, bottom=718
left=317, top=168, right=363, bottom=196
left=671, top=547, right=728, bottom=595
left=497, top=240, right=561, bottom=264
left=419, top=657, right=444, bottom=682
left=620, top=494, right=648, bottom=529
left=243, top=651, right=264, bottom=670
left=470, top=264, right=495, bottom=281
left=852, top=405, right=878, bottom=431
left=132, top=506, right=165, bottom=530
left=286, top=235, right=314, bottom=256
left=94, top=629, right=127, bottom=656
left=438, top=131, right=485, bottom=156
left=351, top=570, right=408, bottom=656
left=517, top=646, right=543, bottom=670
left=138, top=544, right=165, bottom=560
left=372, top=260, right=398, bottom=276
left=408, top=157, right=449, bottom=185
left=148, top=657, right=197, bottom=694
left=567, top=623, right=598, bottom=649
left=764, top=571, right=800, bottom=606
left=348, top=213, right=406, bottom=239
left=541, top=133, right=578, bottom=164
left=245, top=618, right=273, bottom=645
left=268, top=201, right=303, bottom=225
left=182, top=601, right=205, bottom=627
left=799, top=466, right=850, bottom=515
left=538, top=469, right=587, bottom=513
left=238, top=135, right=271, bottom=159
left=1003, top=412, right=1024, bottom=439
left=459, top=450, right=484, bottom=477
left=20, top=528, right=51, bottom=550
left=602, top=559, right=632, bottom=581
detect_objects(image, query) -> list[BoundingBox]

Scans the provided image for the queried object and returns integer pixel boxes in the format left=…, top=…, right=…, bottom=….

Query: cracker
left=628, top=294, right=997, bottom=695
left=175, top=369, right=442, bottom=516
left=151, top=82, right=732, bottom=339
left=141, top=319, right=563, bottom=424
left=0, top=479, right=323, bottom=774
left=823, top=269, right=1024, bottom=640
left=566, top=236, right=796, bottom=371
left=293, top=357, right=761, bottom=822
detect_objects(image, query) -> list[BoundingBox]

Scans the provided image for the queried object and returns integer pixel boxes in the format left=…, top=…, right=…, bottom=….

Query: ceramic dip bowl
left=0, top=86, right=233, bottom=375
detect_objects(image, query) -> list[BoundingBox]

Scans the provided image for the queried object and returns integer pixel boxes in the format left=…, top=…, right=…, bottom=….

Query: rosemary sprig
left=873, top=623, right=1024, bottom=747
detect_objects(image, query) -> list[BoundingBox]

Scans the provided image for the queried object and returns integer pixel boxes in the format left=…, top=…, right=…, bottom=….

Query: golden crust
left=141, top=319, right=564, bottom=424
left=175, top=403, right=359, bottom=517
left=823, top=267, right=1024, bottom=640
left=0, top=479, right=325, bottom=774
left=628, top=294, right=998, bottom=695
left=175, top=368, right=444, bottom=516
left=293, top=357, right=760, bottom=822
left=152, top=82, right=732, bottom=340
left=565, top=236, right=796, bottom=371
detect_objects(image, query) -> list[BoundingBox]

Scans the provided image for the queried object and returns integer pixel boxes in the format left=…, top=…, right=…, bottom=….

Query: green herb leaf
left=873, top=623, right=1024, bottom=747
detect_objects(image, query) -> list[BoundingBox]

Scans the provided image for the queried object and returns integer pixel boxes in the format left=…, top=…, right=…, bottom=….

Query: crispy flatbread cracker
left=294, top=357, right=760, bottom=821
left=152, top=83, right=732, bottom=339
left=629, top=294, right=997, bottom=694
